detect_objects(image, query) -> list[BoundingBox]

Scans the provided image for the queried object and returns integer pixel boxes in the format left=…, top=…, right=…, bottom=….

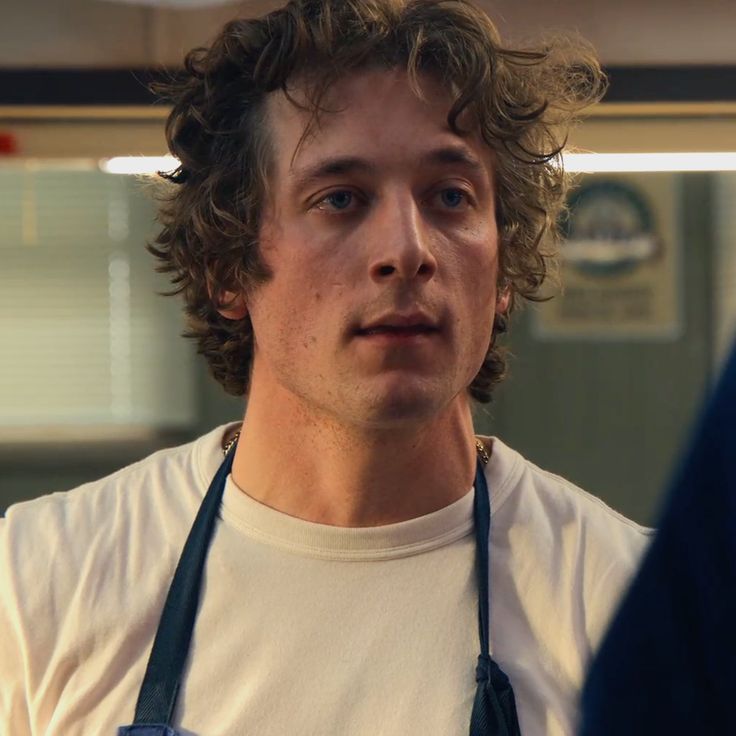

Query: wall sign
left=533, top=175, right=682, bottom=340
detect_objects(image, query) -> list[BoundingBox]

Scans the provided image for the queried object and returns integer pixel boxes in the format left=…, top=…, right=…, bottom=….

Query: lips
left=354, top=313, right=440, bottom=338
left=357, top=325, right=437, bottom=336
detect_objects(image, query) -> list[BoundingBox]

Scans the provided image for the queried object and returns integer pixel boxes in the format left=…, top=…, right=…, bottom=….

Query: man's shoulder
left=487, top=436, right=653, bottom=651
left=0, top=425, right=234, bottom=645
left=0, top=425, right=233, bottom=722
left=487, top=436, right=652, bottom=545
left=4, top=426, right=223, bottom=528
left=0, top=425, right=232, bottom=590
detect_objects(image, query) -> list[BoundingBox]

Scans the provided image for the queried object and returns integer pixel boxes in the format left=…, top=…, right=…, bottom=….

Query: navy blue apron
left=118, top=442, right=521, bottom=735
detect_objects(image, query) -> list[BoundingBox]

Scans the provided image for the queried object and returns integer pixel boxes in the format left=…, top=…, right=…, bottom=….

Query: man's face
left=244, top=67, right=508, bottom=429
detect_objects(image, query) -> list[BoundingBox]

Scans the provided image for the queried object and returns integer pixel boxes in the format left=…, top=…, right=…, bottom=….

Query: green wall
left=475, top=175, right=714, bottom=524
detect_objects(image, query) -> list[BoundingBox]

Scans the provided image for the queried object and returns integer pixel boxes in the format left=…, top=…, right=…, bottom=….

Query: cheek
left=451, top=237, right=499, bottom=299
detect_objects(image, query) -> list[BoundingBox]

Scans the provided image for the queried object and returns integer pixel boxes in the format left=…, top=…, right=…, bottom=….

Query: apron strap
left=469, top=460, right=522, bottom=736
left=132, top=444, right=237, bottom=725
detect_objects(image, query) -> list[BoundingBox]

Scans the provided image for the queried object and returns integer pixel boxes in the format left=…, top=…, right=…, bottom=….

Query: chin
left=355, top=382, right=460, bottom=430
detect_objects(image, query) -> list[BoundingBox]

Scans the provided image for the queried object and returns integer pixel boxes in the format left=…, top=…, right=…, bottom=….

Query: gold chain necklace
left=224, top=429, right=489, bottom=465
left=222, top=430, right=240, bottom=457
left=474, top=437, right=490, bottom=465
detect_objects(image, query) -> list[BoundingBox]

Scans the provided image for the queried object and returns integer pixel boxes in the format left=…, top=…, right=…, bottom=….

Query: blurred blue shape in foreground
left=579, top=341, right=736, bottom=735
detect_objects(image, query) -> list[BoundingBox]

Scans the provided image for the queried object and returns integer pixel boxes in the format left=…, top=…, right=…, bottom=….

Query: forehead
left=264, top=67, right=492, bottom=182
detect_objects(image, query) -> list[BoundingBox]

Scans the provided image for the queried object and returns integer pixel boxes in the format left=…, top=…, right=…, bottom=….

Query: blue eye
left=439, top=188, right=467, bottom=208
left=323, top=190, right=353, bottom=210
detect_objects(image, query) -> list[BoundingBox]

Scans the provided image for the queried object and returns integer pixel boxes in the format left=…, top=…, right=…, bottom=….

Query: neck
left=230, top=385, right=479, bottom=527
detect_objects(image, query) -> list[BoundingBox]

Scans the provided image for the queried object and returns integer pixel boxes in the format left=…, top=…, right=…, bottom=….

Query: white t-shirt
left=0, top=425, right=650, bottom=736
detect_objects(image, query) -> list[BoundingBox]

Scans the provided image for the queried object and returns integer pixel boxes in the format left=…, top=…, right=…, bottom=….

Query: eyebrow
left=421, top=146, right=486, bottom=175
left=291, top=156, right=376, bottom=192
left=289, top=145, right=487, bottom=192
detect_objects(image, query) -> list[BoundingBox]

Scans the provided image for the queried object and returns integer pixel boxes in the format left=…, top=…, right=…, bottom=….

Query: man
left=0, top=1, right=650, bottom=734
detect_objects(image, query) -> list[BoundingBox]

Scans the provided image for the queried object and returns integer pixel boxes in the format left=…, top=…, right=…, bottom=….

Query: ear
left=495, top=286, right=511, bottom=316
left=210, top=286, right=248, bottom=321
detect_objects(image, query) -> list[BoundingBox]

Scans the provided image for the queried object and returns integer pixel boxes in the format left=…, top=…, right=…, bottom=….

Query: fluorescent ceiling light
left=563, top=152, right=736, bottom=173
left=100, top=156, right=179, bottom=175
left=100, top=152, right=736, bottom=176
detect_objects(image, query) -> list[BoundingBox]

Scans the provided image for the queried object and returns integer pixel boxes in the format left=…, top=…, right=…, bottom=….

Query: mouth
left=355, top=325, right=439, bottom=337
left=354, top=313, right=441, bottom=341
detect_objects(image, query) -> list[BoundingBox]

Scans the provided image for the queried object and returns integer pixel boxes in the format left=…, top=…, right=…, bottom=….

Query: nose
left=368, top=194, right=438, bottom=284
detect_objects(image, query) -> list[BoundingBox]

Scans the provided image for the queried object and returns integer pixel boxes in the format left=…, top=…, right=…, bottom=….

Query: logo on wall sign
left=562, top=180, right=660, bottom=277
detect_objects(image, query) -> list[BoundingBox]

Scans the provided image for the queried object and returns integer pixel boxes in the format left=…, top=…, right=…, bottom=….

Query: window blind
left=0, top=166, right=196, bottom=430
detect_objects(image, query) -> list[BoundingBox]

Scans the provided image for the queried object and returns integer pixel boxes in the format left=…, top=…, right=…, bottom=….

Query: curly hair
left=149, top=0, right=606, bottom=403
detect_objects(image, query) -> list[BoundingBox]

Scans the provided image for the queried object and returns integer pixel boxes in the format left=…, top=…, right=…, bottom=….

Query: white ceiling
left=1, top=0, right=734, bottom=68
